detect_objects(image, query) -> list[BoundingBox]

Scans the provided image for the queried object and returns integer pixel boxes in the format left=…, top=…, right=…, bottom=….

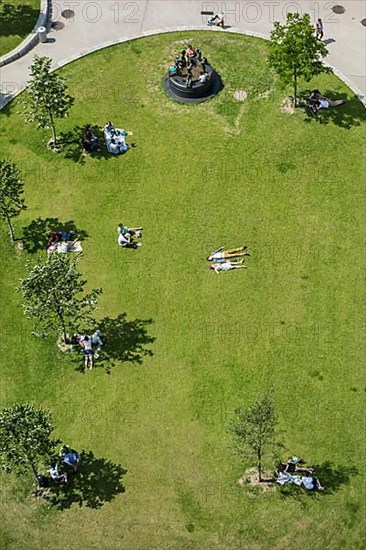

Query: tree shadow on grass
left=22, top=217, right=89, bottom=253
left=47, top=450, right=127, bottom=510
left=278, top=461, right=358, bottom=499
left=0, top=2, right=39, bottom=38
left=72, top=313, right=155, bottom=373
left=301, top=90, right=365, bottom=129
left=99, top=313, right=155, bottom=372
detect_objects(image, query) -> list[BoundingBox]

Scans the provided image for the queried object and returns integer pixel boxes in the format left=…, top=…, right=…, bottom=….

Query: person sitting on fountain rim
left=198, top=72, right=209, bottom=83
left=186, top=45, right=197, bottom=58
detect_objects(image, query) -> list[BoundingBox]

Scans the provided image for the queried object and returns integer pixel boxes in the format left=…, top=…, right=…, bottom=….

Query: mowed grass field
left=0, top=0, right=39, bottom=56
left=0, top=32, right=365, bottom=549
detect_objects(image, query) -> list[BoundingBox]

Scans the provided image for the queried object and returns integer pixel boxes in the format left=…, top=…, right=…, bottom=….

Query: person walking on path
left=316, top=18, right=324, bottom=40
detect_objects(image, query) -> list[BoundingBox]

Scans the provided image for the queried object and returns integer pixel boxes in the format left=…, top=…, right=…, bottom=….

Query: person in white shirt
left=210, top=260, right=247, bottom=274
left=198, top=72, right=209, bottom=83
left=117, top=232, right=141, bottom=248
left=49, top=462, right=68, bottom=484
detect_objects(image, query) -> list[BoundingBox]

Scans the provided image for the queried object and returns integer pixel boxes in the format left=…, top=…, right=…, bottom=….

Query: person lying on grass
left=210, top=260, right=248, bottom=274
left=207, top=246, right=250, bottom=262
left=276, top=456, right=314, bottom=475
left=308, top=89, right=345, bottom=114
left=276, top=471, right=325, bottom=491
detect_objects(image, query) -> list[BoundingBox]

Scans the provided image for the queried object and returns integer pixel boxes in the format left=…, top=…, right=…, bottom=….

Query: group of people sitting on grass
left=104, top=121, right=133, bottom=155
left=47, top=230, right=83, bottom=254
left=207, top=246, right=250, bottom=274
left=308, top=89, right=345, bottom=115
left=117, top=222, right=143, bottom=249
left=72, top=330, right=104, bottom=370
left=169, top=46, right=210, bottom=88
left=276, top=456, right=325, bottom=491
left=36, top=444, right=81, bottom=489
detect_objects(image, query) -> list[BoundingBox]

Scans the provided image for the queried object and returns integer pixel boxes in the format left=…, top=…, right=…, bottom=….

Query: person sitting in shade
left=49, top=461, right=68, bottom=484
left=82, top=125, right=99, bottom=152
left=207, top=246, right=250, bottom=262
left=59, top=445, right=81, bottom=472
left=91, top=329, right=103, bottom=351
left=276, top=471, right=324, bottom=491
left=210, top=260, right=248, bottom=274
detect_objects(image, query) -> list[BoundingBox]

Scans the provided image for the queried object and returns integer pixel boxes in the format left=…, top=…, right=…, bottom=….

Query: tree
left=229, top=392, right=278, bottom=481
left=18, top=254, right=102, bottom=343
left=268, top=12, right=330, bottom=106
left=0, top=403, right=58, bottom=483
left=0, top=159, right=26, bottom=242
left=21, top=56, right=74, bottom=148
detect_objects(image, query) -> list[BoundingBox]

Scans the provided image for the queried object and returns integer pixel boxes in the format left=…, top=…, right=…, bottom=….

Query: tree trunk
left=29, top=460, right=39, bottom=482
left=49, top=111, right=57, bottom=146
left=257, top=449, right=262, bottom=482
left=293, top=69, right=298, bottom=107
left=56, top=309, right=67, bottom=343
left=5, top=212, right=15, bottom=242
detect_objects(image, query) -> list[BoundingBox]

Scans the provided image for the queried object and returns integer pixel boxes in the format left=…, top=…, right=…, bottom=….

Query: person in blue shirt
left=59, top=445, right=81, bottom=472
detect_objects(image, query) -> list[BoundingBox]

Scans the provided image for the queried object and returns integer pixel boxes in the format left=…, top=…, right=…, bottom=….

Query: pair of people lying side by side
left=276, top=456, right=324, bottom=491
left=208, top=246, right=250, bottom=273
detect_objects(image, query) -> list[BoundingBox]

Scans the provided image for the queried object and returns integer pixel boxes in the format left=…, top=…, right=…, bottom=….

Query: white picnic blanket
left=47, top=241, right=83, bottom=254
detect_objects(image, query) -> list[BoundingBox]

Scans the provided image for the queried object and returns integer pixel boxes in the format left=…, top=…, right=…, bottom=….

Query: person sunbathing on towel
left=207, top=246, right=250, bottom=262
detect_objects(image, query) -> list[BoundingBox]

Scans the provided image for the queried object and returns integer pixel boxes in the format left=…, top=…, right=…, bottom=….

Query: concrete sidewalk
left=1, top=0, right=365, bottom=108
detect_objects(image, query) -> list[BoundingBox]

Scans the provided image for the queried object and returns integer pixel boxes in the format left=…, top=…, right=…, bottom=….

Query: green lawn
left=0, top=0, right=39, bottom=56
left=0, top=32, right=365, bottom=549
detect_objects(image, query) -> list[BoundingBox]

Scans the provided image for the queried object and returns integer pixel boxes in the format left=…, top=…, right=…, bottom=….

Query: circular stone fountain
left=163, top=56, right=221, bottom=104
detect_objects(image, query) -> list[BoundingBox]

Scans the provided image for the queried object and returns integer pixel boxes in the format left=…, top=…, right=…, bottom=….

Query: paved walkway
left=1, top=0, right=365, bottom=108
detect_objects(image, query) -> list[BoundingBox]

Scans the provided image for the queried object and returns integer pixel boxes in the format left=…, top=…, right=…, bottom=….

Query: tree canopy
left=18, top=253, right=102, bottom=342
left=21, top=55, right=74, bottom=146
left=268, top=12, right=330, bottom=105
left=229, top=392, right=279, bottom=481
left=0, top=158, right=26, bottom=242
left=0, top=403, right=58, bottom=482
